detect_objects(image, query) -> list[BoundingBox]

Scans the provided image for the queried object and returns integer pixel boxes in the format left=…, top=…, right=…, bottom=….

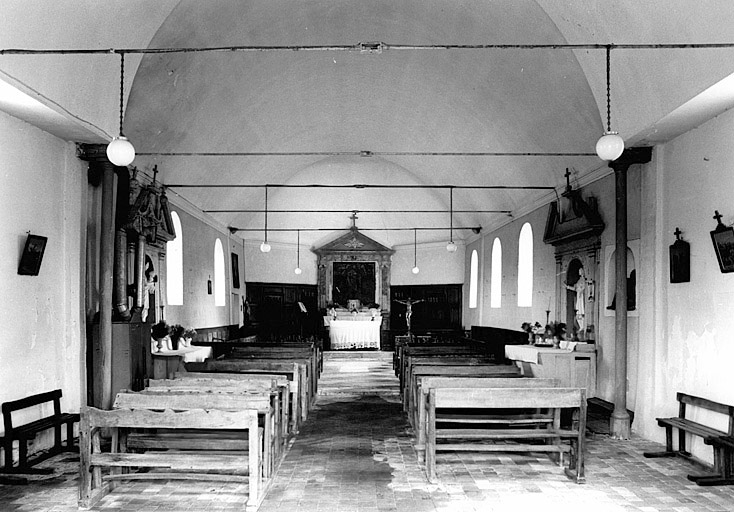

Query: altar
left=325, top=314, right=382, bottom=350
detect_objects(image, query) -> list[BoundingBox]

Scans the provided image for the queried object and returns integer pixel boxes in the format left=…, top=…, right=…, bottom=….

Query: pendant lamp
left=260, top=186, right=271, bottom=252
left=596, top=45, right=624, bottom=161
left=106, top=53, right=136, bottom=166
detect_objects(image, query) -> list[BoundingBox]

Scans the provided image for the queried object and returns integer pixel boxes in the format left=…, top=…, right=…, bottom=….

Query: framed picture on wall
left=18, top=234, right=48, bottom=276
left=231, top=252, right=241, bottom=288
left=711, top=225, right=734, bottom=273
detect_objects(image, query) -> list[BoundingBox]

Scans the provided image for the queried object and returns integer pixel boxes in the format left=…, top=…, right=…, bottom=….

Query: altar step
left=319, top=351, right=399, bottom=397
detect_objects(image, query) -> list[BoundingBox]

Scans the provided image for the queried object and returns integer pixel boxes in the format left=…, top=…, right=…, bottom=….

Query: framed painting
left=231, top=252, right=241, bottom=288
left=18, top=234, right=48, bottom=276
left=711, top=225, right=734, bottom=273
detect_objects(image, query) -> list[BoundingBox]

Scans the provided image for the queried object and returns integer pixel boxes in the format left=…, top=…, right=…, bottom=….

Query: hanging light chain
left=264, top=185, right=269, bottom=242
left=118, top=52, right=125, bottom=136
left=297, top=229, right=300, bottom=266
left=414, top=228, right=418, bottom=266
left=449, top=187, right=454, bottom=242
left=605, top=45, right=612, bottom=133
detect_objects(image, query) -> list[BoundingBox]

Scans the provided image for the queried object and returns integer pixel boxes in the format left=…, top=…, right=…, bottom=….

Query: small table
left=151, top=346, right=212, bottom=379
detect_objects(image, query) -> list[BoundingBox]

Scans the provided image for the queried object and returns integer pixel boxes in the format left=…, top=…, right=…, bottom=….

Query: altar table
left=328, top=318, right=382, bottom=350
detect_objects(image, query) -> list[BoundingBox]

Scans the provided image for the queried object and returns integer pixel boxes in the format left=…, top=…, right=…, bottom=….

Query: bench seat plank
left=436, top=428, right=579, bottom=439
left=90, top=452, right=252, bottom=471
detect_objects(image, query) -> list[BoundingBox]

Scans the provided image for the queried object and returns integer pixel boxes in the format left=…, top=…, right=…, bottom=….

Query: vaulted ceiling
left=3, top=1, right=734, bottom=248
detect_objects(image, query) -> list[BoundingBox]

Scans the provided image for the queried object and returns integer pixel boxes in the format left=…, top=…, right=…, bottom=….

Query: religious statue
left=393, top=297, right=423, bottom=331
left=565, top=267, right=587, bottom=336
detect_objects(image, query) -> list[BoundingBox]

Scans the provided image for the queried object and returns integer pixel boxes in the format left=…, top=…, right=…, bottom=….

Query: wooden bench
left=78, top=403, right=264, bottom=511
left=176, top=371, right=292, bottom=437
left=424, top=386, right=587, bottom=483
left=405, top=363, right=522, bottom=422
left=401, top=356, right=501, bottom=410
left=195, top=359, right=307, bottom=430
left=1, top=389, right=79, bottom=476
left=643, top=392, right=734, bottom=484
left=145, top=378, right=286, bottom=472
left=413, top=377, right=559, bottom=456
left=701, top=435, right=734, bottom=486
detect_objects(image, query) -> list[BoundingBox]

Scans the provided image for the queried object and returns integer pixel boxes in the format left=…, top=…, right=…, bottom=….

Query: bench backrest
left=430, top=387, right=586, bottom=409
left=419, top=377, right=558, bottom=393
left=411, top=365, right=520, bottom=377
left=83, top=405, right=257, bottom=430
left=148, top=378, right=275, bottom=391
left=678, top=392, right=734, bottom=434
left=113, top=391, right=271, bottom=412
left=2, top=389, right=63, bottom=431
left=177, top=371, right=289, bottom=386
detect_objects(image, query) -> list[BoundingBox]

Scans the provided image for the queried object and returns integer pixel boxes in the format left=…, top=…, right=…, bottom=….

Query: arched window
left=469, top=250, right=479, bottom=308
left=490, top=238, right=502, bottom=308
left=517, top=223, right=533, bottom=307
left=166, top=211, right=183, bottom=305
left=214, top=238, right=226, bottom=307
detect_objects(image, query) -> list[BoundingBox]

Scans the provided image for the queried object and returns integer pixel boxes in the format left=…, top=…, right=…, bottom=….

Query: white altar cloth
left=329, top=317, right=382, bottom=350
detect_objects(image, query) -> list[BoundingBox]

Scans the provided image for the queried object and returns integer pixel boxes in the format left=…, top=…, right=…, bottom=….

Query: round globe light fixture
left=596, top=131, right=624, bottom=161
left=294, top=267, right=302, bottom=275
left=412, top=266, right=420, bottom=274
left=446, top=241, right=457, bottom=253
left=260, top=242, right=271, bottom=253
left=106, top=136, right=135, bottom=166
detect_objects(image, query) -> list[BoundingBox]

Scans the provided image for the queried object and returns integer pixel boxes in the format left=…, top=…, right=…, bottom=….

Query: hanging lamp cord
left=118, top=53, right=125, bottom=136
left=449, top=187, right=454, bottom=242
left=297, top=229, right=300, bottom=265
left=605, top=45, right=612, bottom=133
left=264, top=186, right=269, bottom=242
left=414, top=228, right=417, bottom=266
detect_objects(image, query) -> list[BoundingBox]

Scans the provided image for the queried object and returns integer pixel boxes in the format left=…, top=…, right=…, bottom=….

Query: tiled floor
left=2, top=350, right=734, bottom=511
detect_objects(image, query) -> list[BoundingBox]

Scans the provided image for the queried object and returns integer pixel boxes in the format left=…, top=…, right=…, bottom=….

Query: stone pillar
left=608, top=147, right=652, bottom=439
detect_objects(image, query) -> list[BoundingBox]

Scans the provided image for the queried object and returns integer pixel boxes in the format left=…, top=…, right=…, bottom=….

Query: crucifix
left=713, top=210, right=724, bottom=229
left=673, top=227, right=682, bottom=240
left=350, top=211, right=359, bottom=229
left=564, top=167, right=572, bottom=192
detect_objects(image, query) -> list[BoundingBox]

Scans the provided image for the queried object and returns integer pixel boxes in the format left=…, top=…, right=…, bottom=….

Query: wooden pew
left=231, top=342, right=322, bottom=377
left=643, top=392, right=734, bottom=485
left=177, top=372, right=292, bottom=438
left=228, top=347, right=319, bottom=402
left=401, top=356, right=500, bottom=410
left=424, top=386, right=587, bottom=483
left=78, top=400, right=264, bottom=511
left=199, top=359, right=308, bottom=429
left=1, top=389, right=79, bottom=478
left=398, top=345, right=489, bottom=385
left=146, top=378, right=285, bottom=471
left=405, top=363, right=522, bottom=422
left=413, top=377, right=559, bottom=459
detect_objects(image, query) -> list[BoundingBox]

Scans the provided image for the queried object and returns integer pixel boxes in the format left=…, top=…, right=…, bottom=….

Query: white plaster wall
left=0, top=110, right=84, bottom=446
left=164, top=206, right=242, bottom=330
left=243, top=240, right=318, bottom=285
left=390, top=242, right=464, bottom=286
left=468, top=208, right=557, bottom=333
left=634, top=107, right=734, bottom=462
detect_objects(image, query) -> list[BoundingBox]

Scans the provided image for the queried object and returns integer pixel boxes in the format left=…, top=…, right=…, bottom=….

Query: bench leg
left=643, top=426, right=677, bottom=458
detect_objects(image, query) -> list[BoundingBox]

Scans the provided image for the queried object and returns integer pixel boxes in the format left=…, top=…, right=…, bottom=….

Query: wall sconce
left=260, top=185, right=271, bottom=253
left=106, top=53, right=136, bottom=166
left=596, top=45, right=625, bottom=161
left=446, top=187, right=457, bottom=252
left=412, top=228, right=420, bottom=274
left=294, top=229, right=302, bottom=274
left=207, top=275, right=212, bottom=294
